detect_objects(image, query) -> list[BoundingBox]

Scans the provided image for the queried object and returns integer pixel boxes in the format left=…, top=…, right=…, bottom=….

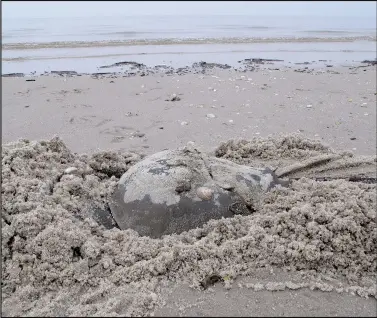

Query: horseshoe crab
left=89, top=141, right=376, bottom=238
left=96, top=143, right=289, bottom=238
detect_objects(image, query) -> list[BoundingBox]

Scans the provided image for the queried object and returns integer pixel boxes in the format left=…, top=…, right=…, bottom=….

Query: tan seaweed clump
left=1, top=135, right=376, bottom=317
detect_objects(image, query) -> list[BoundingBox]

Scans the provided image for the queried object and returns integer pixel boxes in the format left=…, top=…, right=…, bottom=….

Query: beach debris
left=306, top=104, right=313, bottom=108
left=206, top=113, right=216, bottom=119
left=361, top=59, right=377, bottom=66
left=24, top=105, right=30, bottom=108
left=364, top=113, right=369, bottom=116
left=361, top=103, right=367, bottom=107
left=180, top=121, right=188, bottom=126
left=26, top=79, right=36, bottom=82
left=200, top=274, right=223, bottom=290
left=112, top=136, right=126, bottom=143
left=192, top=61, right=231, bottom=70
left=2, top=73, right=25, bottom=77
left=166, top=93, right=181, bottom=101
left=239, top=58, right=283, bottom=65
left=64, top=167, right=79, bottom=175
left=350, top=137, right=357, bottom=140
left=51, top=71, right=78, bottom=76
left=228, top=119, right=234, bottom=123
left=133, top=132, right=145, bottom=138
left=125, top=112, right=138, bottom=117
left=100, top=61, right=146, bottom=69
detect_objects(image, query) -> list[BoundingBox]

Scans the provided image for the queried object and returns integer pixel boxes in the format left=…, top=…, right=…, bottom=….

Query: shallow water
left=2, top=14, right=376, bottom=74
left=3, top=15, right=377, bottom=44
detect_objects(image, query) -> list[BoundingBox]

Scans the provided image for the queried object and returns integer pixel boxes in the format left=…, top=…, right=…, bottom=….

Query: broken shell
left=196, top=187, right=214, bottom=200
left=64, top=167, right=79, bottom=175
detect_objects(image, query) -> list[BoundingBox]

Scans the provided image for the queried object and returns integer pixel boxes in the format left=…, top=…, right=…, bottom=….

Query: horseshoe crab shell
left=105, top=145, right=288, bottom=238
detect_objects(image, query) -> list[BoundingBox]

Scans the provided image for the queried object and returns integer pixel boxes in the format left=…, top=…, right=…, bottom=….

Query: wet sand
left=2, top=64, right=376, bottom=156
left=2, top=62, right=377, bottom=317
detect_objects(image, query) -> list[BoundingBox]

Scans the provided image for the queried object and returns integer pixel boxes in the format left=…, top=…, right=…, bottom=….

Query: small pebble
left=306, top=104, right=313, bottom=108
left=206, top=113, right=216, bottom=119
left=350, top=137, right=357, bottom=140
left=180, top=121, right=188, bottom=126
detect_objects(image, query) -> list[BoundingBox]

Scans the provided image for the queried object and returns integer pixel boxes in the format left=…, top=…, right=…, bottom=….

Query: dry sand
left=2, top=64, right=377, bottom=317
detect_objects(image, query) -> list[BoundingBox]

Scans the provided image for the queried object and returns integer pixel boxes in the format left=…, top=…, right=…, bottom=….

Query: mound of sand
left=2, top=135, right=376, bottom=316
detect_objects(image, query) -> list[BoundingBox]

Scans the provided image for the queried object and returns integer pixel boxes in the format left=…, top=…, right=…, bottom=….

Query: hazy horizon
left=2, top=1, right=377, bottom=19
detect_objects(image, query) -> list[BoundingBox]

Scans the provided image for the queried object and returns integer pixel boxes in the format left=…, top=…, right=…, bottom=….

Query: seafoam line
left=2, top=36, right=376, bottom=50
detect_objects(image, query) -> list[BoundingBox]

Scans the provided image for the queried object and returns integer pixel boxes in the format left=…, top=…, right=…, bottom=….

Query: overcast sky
left=2, top=1, right=376, bottom=19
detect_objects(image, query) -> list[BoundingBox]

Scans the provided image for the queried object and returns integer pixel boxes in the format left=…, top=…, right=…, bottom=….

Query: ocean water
left=2, top=15, right=376, bottom=74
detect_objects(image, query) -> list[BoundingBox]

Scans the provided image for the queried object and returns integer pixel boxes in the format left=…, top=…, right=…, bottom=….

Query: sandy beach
left=2, top=59, right=376, bottom=316
left=2, top=63, right=376, bottom=156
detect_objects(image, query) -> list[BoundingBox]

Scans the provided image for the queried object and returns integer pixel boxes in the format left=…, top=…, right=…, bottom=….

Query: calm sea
left=2, top=15, right=376, bottom=74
